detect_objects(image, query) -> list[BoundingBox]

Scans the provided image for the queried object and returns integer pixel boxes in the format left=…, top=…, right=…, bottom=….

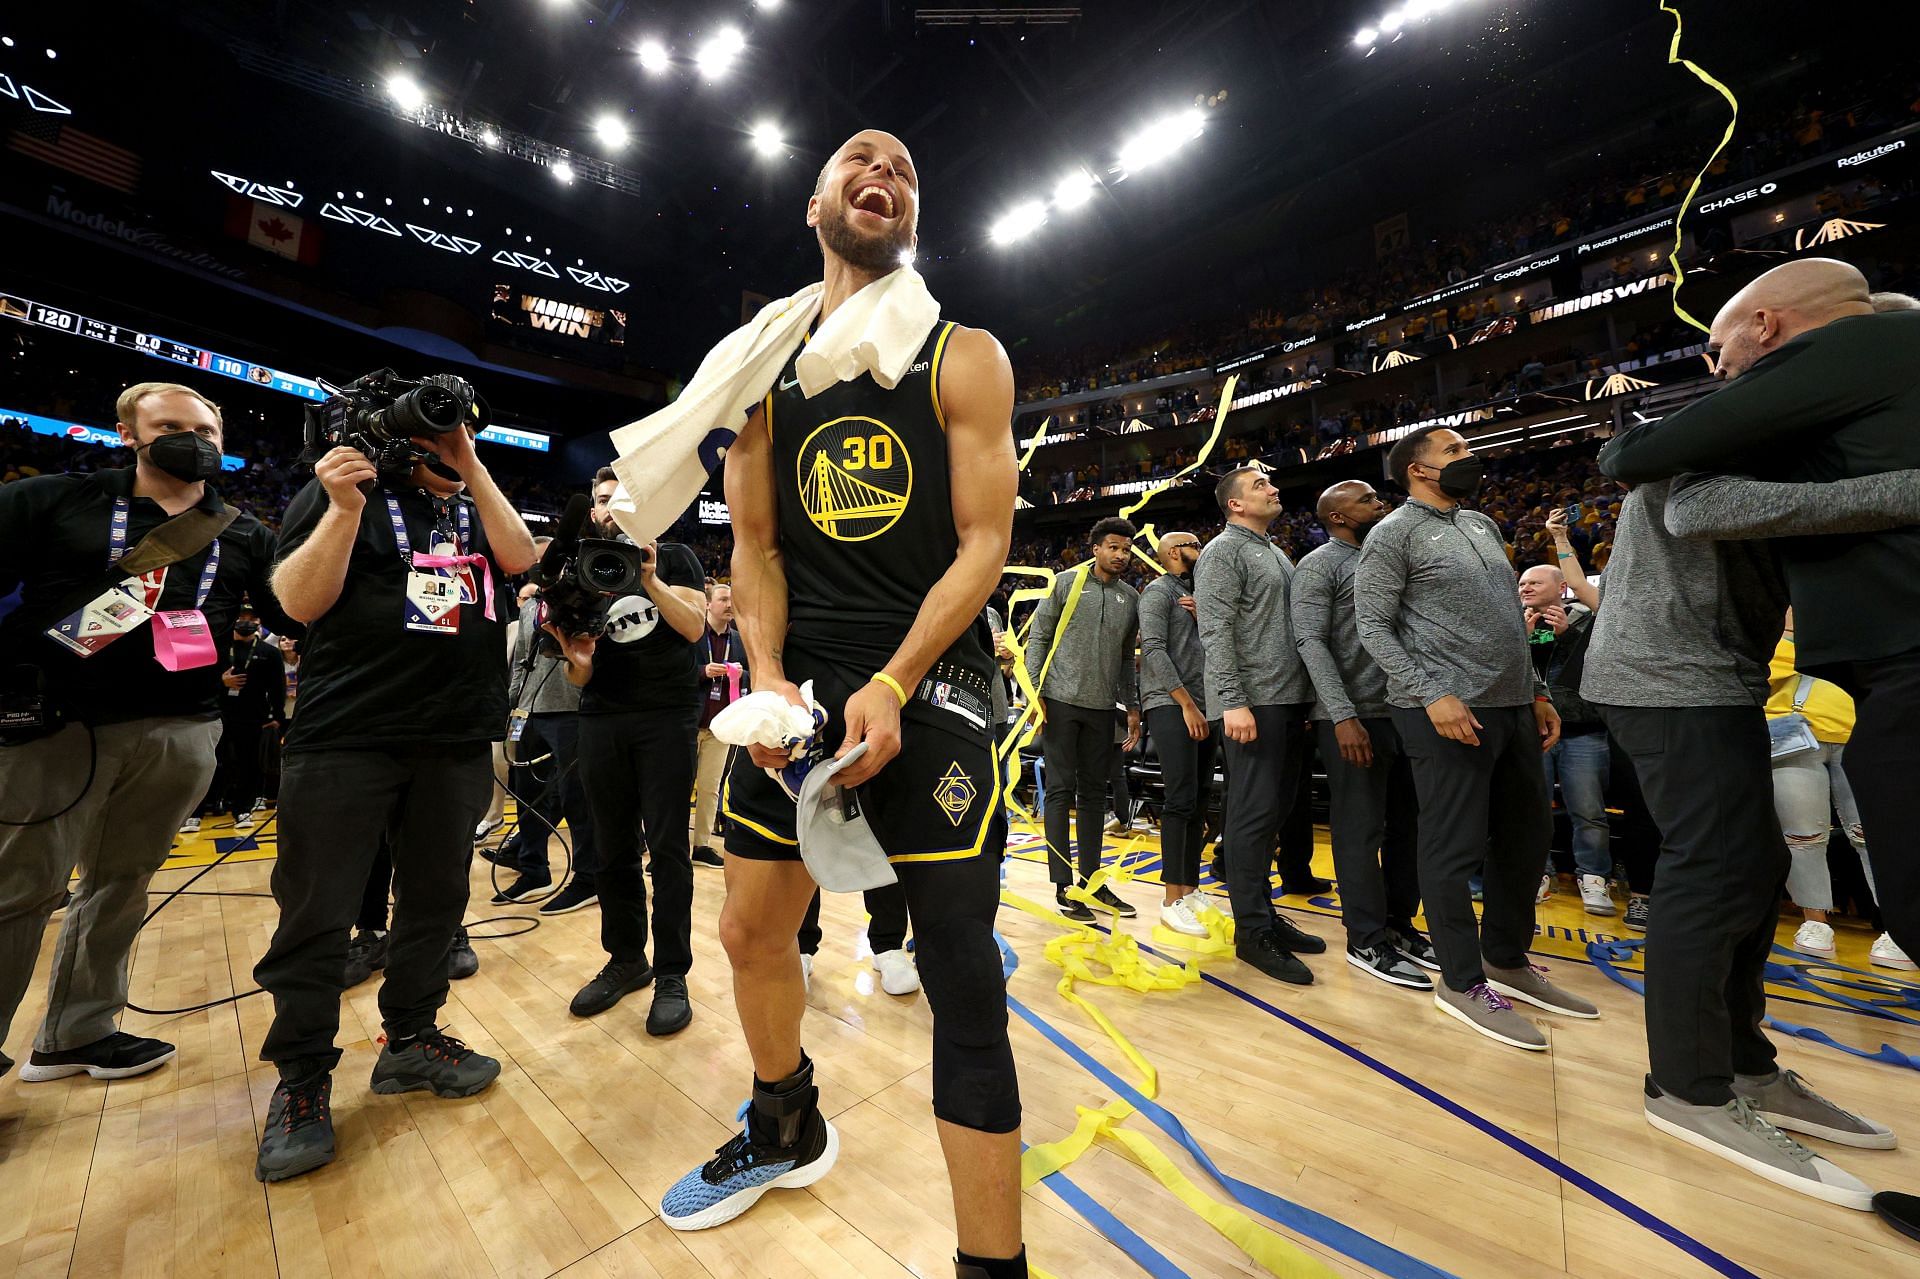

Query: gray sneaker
left=1734, top=1069, right=1896, bottom=1150
left=1485, top=961, right=1599, bottom=1019
left=369, top=1029, right=500, bottom=1099
left=1434, top=982, right=1547, bottom=1051
left=1644, top=1082, right=1873, bottom=1210
left=255, top=1074, right=336, bottom=1182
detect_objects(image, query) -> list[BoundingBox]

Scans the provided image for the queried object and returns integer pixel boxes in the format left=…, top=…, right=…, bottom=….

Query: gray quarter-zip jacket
left=1193, top=522, right=1314, bottom=717
left=1025, top=567, right=1140, bottom=712
left=1137, top=571, right=1207, bottom=713
left=1354, top=499, right=1540, bottom=709
left=1291, top=538, right=1390, bottom=723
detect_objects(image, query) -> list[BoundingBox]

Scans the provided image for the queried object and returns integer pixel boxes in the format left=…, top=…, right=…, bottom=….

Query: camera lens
left=578, top=544, right=641, bottom=595
left=380, top=381, right=466, bottom=438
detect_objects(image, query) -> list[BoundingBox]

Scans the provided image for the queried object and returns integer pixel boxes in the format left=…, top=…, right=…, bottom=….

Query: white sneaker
left=1158, top=897, right=1209, bottom=937
left=1578, top=874, right=1615, bottom=916
left=1535, top=874, right=1553, bottom=905
left=235, top=811, right=255, bottom=830
left=799, top=953, right=814, bottom=993
left=178, top=816, right=200, bottom=835
left=1870, top=932, right=1916, bottom=971
left=1792, top=920, right=1836, bottom=959
left=873, top=948, right=920, bottom=996
left=250, top=798, right=269, bottom=813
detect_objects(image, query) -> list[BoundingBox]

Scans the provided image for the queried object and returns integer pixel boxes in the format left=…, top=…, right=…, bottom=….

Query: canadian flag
left=224, top=197, right=321, bottom=265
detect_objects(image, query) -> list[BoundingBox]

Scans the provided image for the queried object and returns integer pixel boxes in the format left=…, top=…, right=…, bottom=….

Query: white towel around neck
left=605, top=266, right=940, bottom=544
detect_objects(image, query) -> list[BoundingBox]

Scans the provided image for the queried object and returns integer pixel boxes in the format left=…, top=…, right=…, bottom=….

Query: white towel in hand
left=606, top=267, right=940, bottom=544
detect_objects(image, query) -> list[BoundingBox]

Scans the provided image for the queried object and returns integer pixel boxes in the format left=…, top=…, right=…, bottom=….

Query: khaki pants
left=691, top=728, right=730, bottom=849
left=0, top=717, right=220, bottom=1053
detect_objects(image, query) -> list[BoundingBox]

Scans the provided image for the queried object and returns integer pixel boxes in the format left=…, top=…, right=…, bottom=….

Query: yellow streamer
left=1658, top=0, right=1739, bottom=333
left=1016, top=414, right=1053, bottom=473
left=1119, top=375, right=1239, bottom=522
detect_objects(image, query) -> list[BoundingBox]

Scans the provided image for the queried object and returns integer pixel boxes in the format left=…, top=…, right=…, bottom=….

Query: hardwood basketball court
left=3, top=813, right=1916, bottom=1279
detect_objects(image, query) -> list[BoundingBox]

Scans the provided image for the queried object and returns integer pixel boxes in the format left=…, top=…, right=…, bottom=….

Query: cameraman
left=546, top=468, right=706, bottom=1033
left=250, top=408, right=533, bottom=1183
left=1, top=382, right=283, bottom=1083
left=187, top=606, right=287, bottom=833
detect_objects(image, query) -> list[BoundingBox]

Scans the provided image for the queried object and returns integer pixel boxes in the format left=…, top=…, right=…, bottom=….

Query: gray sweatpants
left=0, top=716, right=221, bottom=1054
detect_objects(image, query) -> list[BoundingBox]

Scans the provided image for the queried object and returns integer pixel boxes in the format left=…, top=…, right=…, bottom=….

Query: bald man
left=1593, top=257, right=1920, bottom=1209
left=1515, top=564, right=1611, bottom=914
left=1292, top=481, right=1433, bottom=987
left=1604, top=256, right=1920, bottom=979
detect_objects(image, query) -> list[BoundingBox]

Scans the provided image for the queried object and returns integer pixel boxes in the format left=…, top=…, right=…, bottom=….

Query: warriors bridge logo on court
left=933, top=761, right=977, bottom=826
left=796, top=415, right=912, bottom=542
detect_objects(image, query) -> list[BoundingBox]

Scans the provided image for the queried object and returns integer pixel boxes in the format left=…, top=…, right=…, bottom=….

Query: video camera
left=302, top=368, right=487, bottom=483
left=529, top=493, right=647, bottom=641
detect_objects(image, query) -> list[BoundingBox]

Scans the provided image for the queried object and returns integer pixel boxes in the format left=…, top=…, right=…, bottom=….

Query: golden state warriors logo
left=796, top=415, right=911, bottom=542
left=932, top=761, right=977, bottom=827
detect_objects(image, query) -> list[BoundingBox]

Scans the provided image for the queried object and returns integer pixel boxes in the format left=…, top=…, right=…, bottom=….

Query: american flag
left=7, top=117, right=140, bottom=193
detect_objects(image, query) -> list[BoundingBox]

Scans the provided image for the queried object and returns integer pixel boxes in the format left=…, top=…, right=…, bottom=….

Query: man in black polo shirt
left=546, top=468, right=708, bottom=1034
left=250, top=408, right=534, bottom=1182
left=0, top=381, right=281, bottom=1084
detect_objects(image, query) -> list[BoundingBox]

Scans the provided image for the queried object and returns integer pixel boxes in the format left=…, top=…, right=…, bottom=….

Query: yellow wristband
left=871, top=672, right=908, bottom=707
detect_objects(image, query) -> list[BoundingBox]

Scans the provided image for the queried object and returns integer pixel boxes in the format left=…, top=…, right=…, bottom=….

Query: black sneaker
left=1279, top=875, right=1334, bottom=897
left=1235, top=929, right=1314, bottom=985
left=254, top=1074, right=335, bottom=1182
left=1346, top=942, right=1434, bottom=989
left=344, top=928, right=389, bottom=988
left=660, top=1060, right=838, bottom=1230
left=448, top=927, right=479, bottom=981
left=1387, top=926, right=1441, bottom=972
left=1624, top=897, right=1650, bottom=933
left=1268, top=913, right=1328, bottom=955
left=1090, top=884, right=1137, bottom=918
left=1, top=1049, right=12, bottom=1078
left=369, top=1028, right=500, bottom=1098
left=571, top=958, right=654, bottom=1017
left=18, top=1031, right=176, bottom=1082
left=1209, top=855, right=1227, bottom=884
left=647, top=975, right=693, bottom=1036
left=539, top=877, right=600, bottom=916
left=692, top=845, right=725, bottom=869
left=478, top=838, right=521, bottom=869
left=1056, top=888, right=1096, bottom=923
left=490, top=869, right=552, bottom=905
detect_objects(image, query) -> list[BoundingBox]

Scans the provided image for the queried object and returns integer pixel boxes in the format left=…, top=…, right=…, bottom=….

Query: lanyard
left=384, top=493, right=468, bottom=563
left=109, top=496, right=220, bottom=608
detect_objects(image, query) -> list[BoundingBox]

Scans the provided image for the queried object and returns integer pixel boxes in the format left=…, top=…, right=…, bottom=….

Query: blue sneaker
left=662, top=1081, right=838, bottom=1230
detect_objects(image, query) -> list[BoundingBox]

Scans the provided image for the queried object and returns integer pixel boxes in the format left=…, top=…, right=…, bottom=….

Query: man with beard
left=1355, top=426, right=1590, bottom=1051
left=1293, top=480, right=1433, bottom=989
left=662, top=130, right=1027, bottom=1279
left=192, top=606, right=286, bottom=832
left=1135, top=530, right=1212, bottom=937
left=253, top=401, right=535, bottom=1180
left=544, top=469, right=708, bottom=1031
left=692, top=582, right=745, bottom=868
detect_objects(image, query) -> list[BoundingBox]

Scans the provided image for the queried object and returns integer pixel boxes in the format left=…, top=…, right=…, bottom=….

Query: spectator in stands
left=1517, top=564, right=1612, bottom=915
left=1026, top=516, right=1142, bottom=923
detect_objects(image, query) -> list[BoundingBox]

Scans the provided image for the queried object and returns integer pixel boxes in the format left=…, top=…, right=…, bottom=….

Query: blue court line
left=1029, top=1150, right=1190, bottom=1279
left=1109, top=929, right=1762, bottom=1279
left=998, top=934, right=1457, bottom=1279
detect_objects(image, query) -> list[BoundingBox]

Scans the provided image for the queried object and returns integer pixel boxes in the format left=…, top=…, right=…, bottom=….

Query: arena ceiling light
left=990, top=200, right=1048, bottom=246
left=637, top=38, right=670, bottom=74
left=1052, top=169, right=1096, bottom=211
left=386, top=73, right=425, bottom=111
left=594, top=113, right=630, bottom=150
left=1116, top=108, right=1205, bottom=174
left=749, top=120, right=785, bottom=157
left=695, top=27, right=746, bottom=79
left=1356, top=0, right=1455, bottom=50
left=552, top=158, right=575, bottom=183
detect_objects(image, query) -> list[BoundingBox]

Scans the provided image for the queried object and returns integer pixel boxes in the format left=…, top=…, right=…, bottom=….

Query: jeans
left=0, top=717, right=220, bottom=1054
left=1041, top=700, right=1115, bottom=886
left=513, top=713, right=595, bottom=877
left=256, top=743, right=492, bottom=1077
left=1772, top=740, right=1874, bottom=913
left=1543, top=730, right=1611, bottom=879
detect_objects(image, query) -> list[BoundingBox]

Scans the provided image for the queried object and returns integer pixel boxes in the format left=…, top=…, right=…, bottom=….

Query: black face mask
left=141, top=432, right=222, bottom=482
left=423, top=457, right=463, bottom=484
left=234, top=622, right=260, bottom=638
left=1424, top=455, right=1486, bottom=500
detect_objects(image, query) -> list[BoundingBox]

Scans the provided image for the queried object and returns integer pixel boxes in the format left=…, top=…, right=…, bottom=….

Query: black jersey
left=764, top=320, right=991, bottom=680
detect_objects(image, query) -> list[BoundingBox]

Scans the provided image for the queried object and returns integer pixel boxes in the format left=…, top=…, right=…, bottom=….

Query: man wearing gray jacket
left=1137, top=531, right=1213, bottom=938
left=1355, top=426, right=1591, bottom=1051
left=1293, top=480, right=1432, bottom=991
left=1194, top=467, right=1328, bottom=984
left=1026, top=516, right=1142, bottom=922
